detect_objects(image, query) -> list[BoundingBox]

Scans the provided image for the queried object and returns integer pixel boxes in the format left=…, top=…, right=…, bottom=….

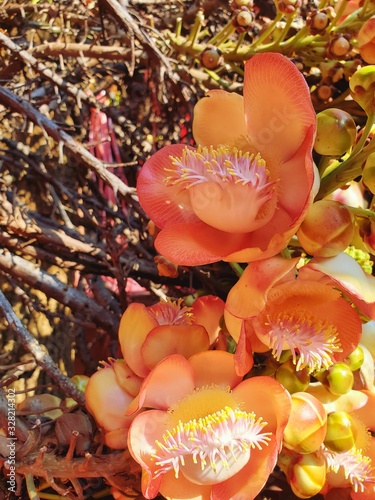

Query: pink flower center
left=152, top=387, right=271, bottom=485
left=165, top=145, right=277, bottom=233
left=148, top=299, right=194, bottom=326
left=256, top=309, right=342, bottom=373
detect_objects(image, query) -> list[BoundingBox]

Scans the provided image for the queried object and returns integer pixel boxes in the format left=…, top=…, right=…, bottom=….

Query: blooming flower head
left=127, top=351, right=291, bottom=499
left=137, top=53, right=316, bottom=265
left=224, top=253, right=373, bottom=376
left=119, top=296, right=225, bottom=378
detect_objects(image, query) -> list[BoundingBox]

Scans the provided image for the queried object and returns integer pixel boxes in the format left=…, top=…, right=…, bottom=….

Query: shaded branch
left=0, top=290, right=86, bottom=406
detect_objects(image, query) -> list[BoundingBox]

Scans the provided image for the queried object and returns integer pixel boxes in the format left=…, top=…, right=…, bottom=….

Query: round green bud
left=324, top=411, right=356, bottom=452
left=326, top=363, right=354, bottom=395
left=276, top=359, right=310, bottom=393
left=349, top=65, right=375, bottom=115
left=314, top=109, right=357, bottom=156
left=345, top=345, right=365, bottom=371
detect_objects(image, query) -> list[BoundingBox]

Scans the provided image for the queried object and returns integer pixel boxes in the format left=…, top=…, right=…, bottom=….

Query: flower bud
left=327, top=35, right=351, bottom=58
left=326, top=362, right=354, bottom=395
left=324, top=411, right=356, bottom=452
left=349, top=65, right=375, bottom=115
left=345, top=346, right=364, bottom=371
left=276, top=359, right=310, bottom=394
left=362, top=151, right=375, bottom=194
left=358, top=16, right=375, bottom=64
left=283, top=392, right=327, bottom=454
left=287, top=452, right=326, bottom=498
left=297, top=200, right=355, bottom=257
left=307, top=9, right=331, bottom=35
left=199, top=46, right=223, bottom=70
left=233, top=7, right=253, bottom=32
left=314, top=109, right=357, bottom=156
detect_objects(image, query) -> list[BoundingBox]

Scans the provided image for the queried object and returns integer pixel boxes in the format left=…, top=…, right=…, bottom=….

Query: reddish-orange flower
left=225, top=254, right=371, bottom=376
left=137, top=53, right=316, bottom=265
left=127, top=352, right=291, bottom=500
left=358, top=17, right=375, bottom=64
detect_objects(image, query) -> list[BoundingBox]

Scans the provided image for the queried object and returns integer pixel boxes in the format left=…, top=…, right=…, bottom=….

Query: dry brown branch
left=30, top=42, right=140, bottom=61
left=0, top=250, right=118, bottom=334
left=0, top=290, right=86, bottom=406
left=0, top=84, right=136, bottom=200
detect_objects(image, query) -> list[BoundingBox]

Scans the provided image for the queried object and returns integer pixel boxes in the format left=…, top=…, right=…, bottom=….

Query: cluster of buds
left=275, top=0, right=302, bottom=14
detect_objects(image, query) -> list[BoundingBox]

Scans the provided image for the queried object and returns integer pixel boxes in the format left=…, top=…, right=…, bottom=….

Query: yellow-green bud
left=297, top=200, right=355, bottom=257
left=345, top=345, right=365, bottom=371
left=324, top=411, right=356, bottom=452
left=314, top=108, right=357, bottom=156
left=287, top=452, right=326, bottom=498
left=362, top=151, right=375, bottom=195
left=276, top=359, right=310, bottom=393
left=283, top=392, right=327, bottom=454
left=326, top=363, right=354, bottom=395
left=349, top=65, right=375, bottom=115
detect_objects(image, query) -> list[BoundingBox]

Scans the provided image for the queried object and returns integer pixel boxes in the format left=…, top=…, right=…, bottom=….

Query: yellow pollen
left=168, top=386, right=236, bottom=427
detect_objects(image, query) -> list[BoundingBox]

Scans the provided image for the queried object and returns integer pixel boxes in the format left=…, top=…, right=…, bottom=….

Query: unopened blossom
left=127, top=351, right=291, bottom=500
left=137, top=53, right=316, bottom=265
left=224, top=254, right=374, bottom=376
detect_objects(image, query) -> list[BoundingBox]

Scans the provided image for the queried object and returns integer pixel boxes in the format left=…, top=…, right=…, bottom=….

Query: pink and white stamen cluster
left=152, top=406, right=271, bottom=479
left=323, top=446, right=375, bottom=493
left=266, top=310, right=342, bottom=373
left=165, top=145, right=274, bottom=194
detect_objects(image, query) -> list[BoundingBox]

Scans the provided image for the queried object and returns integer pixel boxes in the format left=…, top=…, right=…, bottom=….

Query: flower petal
left=306, top=382, right=368, bottom=413
left=155, top=221, right=248, bottom=265
left=225, top=256, right=298, bottom=322
left=211, top=436, right=278, bottom=500
left=126, top=354, right=195, bottom=415
left=192, top=90, right=248, bottom=149
left=128, top=409, right=167, bottom=498
left=234, top=321, right=254, bottom=376
left=118, top=303, right=158, bottom=378
left=244, top=53, right=316, bottom=162
left=191, top=295, right=225, bottom=345
left=188, top=351, right=243, bottom=389
left=159, top=469, right=212, bottom=500
left=141, top=325, right=210, bottom=371
left=301, top=253, right=375, bottom=320
left=233, top=376, right=291, bottom=445
left=136, top=144, right=198, bottom=229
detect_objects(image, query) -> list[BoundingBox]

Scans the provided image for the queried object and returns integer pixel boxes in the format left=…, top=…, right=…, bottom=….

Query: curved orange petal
left=301, top=253, right=375, bottom=320
left=126, top=354, right=195, bottom=415
left=188, top=351, right=243, bottom=389
left=127, top=409, right=167, bottom=498
left=191, top=295, right=225, bottom=345
left=112, top=359, right=143, bottom=397
left=192, top=90, right=248, bottom=149
left=118, top=303, right=158, bottom=378
left=234, top=321, right=254, bottom=376
left=104, top=427, right=128, bottom=449
left=155, top=221, right=248, bottom=266
left=306, top=383, right=368, bottom=413
left=351, top=390, right=375, bottom=431
left=85, top=368, right=134, bottom=432
left=136, top=144, right=198, bottom=229
left=211, top=436, right=278, bottom=500
left=244, top=53, right=316, bottom=162
left=233, top=376, right=291, bottom=446
left=141, top=325, right=210, bottom=371
left=159, top=469, right=212, bottom=500
left=225, top=256, right=298, bottom=321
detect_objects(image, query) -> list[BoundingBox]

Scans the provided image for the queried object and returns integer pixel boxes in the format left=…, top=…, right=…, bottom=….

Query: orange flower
left=225, top=254, right=371, bottom=376
left=118, top=296, right=225, bottom=378
left=137, top=53, right=316, bottom=265
left=358, top=17, right=375, bottom=64
left=127, top=351, right=291, bottom=500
